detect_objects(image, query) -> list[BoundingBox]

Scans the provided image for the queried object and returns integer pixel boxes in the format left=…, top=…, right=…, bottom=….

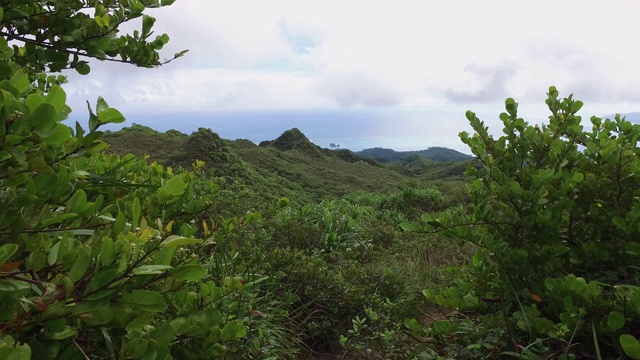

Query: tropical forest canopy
left=1, top=1, right=640, bottom=359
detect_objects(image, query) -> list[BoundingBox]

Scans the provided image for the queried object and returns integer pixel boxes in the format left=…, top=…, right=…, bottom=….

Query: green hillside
left=356, top=146, right=472, bottom=163
left=101, top=124, right=470, bottom=202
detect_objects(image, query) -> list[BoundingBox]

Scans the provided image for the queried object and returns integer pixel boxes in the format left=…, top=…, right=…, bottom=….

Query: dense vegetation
left=355, top=147, right=472, bottom=163
left=1, top=2, right=639, bottom=359
left=101, top=124, right=471, bottom=203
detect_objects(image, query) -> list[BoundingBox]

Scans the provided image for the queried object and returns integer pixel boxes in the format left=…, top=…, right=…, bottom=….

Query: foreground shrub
left=407, top=87, right=640, bottom=359
left=0, top=3, right=291, bottom=357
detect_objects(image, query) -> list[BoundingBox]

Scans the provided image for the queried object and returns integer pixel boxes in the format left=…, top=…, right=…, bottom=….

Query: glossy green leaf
left=0, top=335, right=31, bottom=359
left=47, top=241, right=61, bottom=266
left=97, top=108, right=125, bottom=124
left=621, top=334, right=640, bottom=359
left=185, top=311, right=209, bottom=336
left=0, top=279, right=31, bottom=292
left=46, top=326, right=77, bottom=340
left=66, top=189, right=87, bottom=212
left=113, top=211, right=127, bottom=235
left=160, top=235, right=202, bottom=248
left=131, top=197, right=141, bottom=229
left=572, top=172, right=584, bottom=182
left=156, top=175, right=188, bottom=202
left=613, top=217, right=627, bottom=230
left=221, top=320, right=246, bottom=341
left=44, top=318, right=66, bottom=333
left=69, top=248, right=91, bottom=282
left=31, top=103, right=57, bottom=132
left=41, top=212, right=77, bottom=227
left=0, top=80, right=19, bottom=98
left=96, top=97, right=109, bottom=113
left=0, top=35, right=14, bottom=59
left=153, top=323, right=177, bottom=346
left=142, top=15, right=156, bottom=37
left=572, top=100, right=584, bottom=113
left=100, top=238, right=116, bottom=266
left=123, top=338, right=149, bottom=358
left=43, top=123, right=69, bottom=145
left=76, top=62, right=90, bottom=75
left=130, top=0, right=146, bottom=15
left=27, top=245, right=47, bottom=272
left=25, top=93, right=45, bottom=113
left=71, top=229, right=95, bottom=236
left=87, top=267, right=119, bottom=291
left=119, top=290, right=166, bottom=312
left=0, top=244, right=18, bottom=265
left=624, top=241, right=640, bottom=256
left=45, top=85, right=67, bottom=112
left=174, top=49, right=189, bottom=58
left=170, top=263, right=207, bottom=281
left=95, top=14, right=110, bottom=28
left=77, top=306, right=114, bottom=325
left=133, top=265, right=172, bottom=275
left=73, top=296, right=112, bottom=313
left=404, top=318, right=421, bottom=332
left=9, top=70, right=30, bottom=95
left=170, top=317, right=188, bottom=335
left=84, top=287, right=119, bottom=301
left=607, top=311, right=625, bottom=330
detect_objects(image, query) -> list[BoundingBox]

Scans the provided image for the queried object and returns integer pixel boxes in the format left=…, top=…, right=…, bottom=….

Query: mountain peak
left=261, top=128, right=323, bottom=156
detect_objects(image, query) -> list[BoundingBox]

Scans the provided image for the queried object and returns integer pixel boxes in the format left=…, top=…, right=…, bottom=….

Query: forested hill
left=101, top=124, right=472, bottom=202
left=355, top=147, right=472, bottom=163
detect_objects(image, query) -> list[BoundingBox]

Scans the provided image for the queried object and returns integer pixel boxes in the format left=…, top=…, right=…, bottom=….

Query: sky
left=63, top=0, right=640, bottom=151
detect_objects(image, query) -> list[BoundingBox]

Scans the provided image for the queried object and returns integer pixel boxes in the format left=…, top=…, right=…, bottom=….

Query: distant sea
left=68, top=108, right=476, bottom=154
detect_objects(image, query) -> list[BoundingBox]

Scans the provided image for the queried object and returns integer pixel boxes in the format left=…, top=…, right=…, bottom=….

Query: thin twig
left=72, top=338, right=91, bottom=360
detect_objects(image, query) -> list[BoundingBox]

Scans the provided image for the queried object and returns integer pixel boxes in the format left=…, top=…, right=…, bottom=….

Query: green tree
left=0, top=0, right=186, bottom=74
left=0, top=2, right=261, bottom=358
left=408, top=87, right=640, bottom=358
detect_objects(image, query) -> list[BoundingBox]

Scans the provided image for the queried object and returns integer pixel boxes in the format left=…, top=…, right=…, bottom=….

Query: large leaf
left=221, top=320, right=246, bottom=341
left=0, top=335, right=31, bottom=359
left=131, top=197, right=141, bottom=229
left=45, top=85, right=66, bottom=112
left=170, top=263, right=207, bottom=281
left=31, top=103, right=57, bottom=132
left=0, top=244, right=18, bottom=265
left=160, top=235, right=202, bottom=248
left=621, top=334, right=640, bottom=359
left=97, top=108, right=125, bottom=125
left=133, top=265, right=172, bottom=275
left=100, top=237, right=116, bottom=266
left=68, top=248, right=91, bottom=282
left=156, top=174, right=188, bottom=202
left=607, top=311, right=625, bottom=331
left=184, top=310, right=209, bottom=336
left=9, top=69, right=30, bottom=95
left=119, top=290, right=166, bottom=312
left=0, top=279, right=31, bottom=292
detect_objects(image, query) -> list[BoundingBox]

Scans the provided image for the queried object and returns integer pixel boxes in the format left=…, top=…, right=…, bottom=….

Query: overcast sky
left=63, top=0, right=640, bottom=149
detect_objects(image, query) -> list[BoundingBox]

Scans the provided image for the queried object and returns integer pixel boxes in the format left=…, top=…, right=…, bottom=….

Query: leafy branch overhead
left=0, top=0, right=188, bottom=74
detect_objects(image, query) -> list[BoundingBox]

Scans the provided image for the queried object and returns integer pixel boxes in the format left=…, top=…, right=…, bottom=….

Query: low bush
left=407, top=87, right=640, bottom=359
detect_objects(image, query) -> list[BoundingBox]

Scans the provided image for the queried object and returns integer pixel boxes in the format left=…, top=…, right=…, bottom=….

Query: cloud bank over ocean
left=64, top=0, right=640, bottom=150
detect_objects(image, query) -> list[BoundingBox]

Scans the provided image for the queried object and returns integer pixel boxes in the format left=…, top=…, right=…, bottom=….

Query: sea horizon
left=67, top=108, right=478, bottom=154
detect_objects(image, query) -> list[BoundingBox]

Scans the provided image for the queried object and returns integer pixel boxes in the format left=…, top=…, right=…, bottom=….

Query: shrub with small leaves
left=406, top=87, right=640, bottom=358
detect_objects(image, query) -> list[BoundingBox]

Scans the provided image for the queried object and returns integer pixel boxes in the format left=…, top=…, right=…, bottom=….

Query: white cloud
left=63, top=0, right=640, bottom=120
left=315, top=72, right=405, bottom=108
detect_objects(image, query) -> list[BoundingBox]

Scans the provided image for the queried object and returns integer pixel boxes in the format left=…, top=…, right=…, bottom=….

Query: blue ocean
left=70, top=108, right=477, bottom=154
